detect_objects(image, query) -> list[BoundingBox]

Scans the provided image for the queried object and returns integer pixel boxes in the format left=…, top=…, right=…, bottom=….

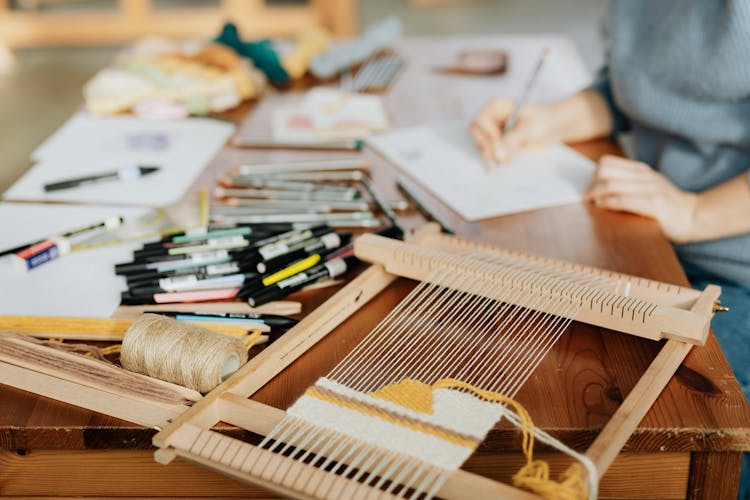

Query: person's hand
left=470, top=98, right=558, bottom=165
left=584, top=155, right=698, bottom=243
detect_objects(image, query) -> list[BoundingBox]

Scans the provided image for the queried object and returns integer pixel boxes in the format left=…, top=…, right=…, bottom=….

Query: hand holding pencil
left=471, top=99, right=558, bottom=165
left=470, top=48, right=554, bottom=166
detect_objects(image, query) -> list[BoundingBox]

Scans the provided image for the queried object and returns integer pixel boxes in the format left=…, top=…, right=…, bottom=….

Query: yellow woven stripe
left=305, top=387, right=479, bottom=449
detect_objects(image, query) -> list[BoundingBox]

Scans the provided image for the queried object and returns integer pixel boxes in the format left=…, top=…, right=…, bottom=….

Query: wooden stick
left=112, top=301, right=302, bottom=320
left=0, top=361, right=186, bottom=429
left=0, top=315, right=267, bottom=341
left=584, top=284, right=721, bottom=476
left=584, top=339, right=692, bottom=476
left=0, top=333, right=201, bottom=404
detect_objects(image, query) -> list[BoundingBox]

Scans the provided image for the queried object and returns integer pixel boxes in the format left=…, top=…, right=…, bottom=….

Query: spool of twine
left=120, top=314, right=248, bottom=393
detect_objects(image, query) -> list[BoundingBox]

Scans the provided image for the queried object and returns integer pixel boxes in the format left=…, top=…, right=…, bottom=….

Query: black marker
left=255, top=231, right=344, bottom=273
left=124, top=261, right=251, bottom=288
left=247, top=256, right=355, bottom=307
left=115, top=249, right=236, bottom=275
left=44, top=165, right=160, bottom=192
left=236, top=243, right=346, bottom=300
left=127, top=271, right=257, bottom=296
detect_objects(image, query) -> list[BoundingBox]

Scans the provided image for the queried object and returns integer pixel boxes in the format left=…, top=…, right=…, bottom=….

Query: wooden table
left=2, top=37, right=750, bottom=500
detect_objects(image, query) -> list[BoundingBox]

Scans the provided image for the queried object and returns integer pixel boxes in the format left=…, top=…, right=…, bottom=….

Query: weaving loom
left=153, top=225, right=721, bottom=499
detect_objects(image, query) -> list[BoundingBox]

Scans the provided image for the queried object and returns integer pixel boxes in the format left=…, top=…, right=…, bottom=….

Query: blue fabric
left=590, top=67, right=630, bottom=135
left=686, top=263, right=750, bottom=498
left=589, top=0, right=750, bottom=289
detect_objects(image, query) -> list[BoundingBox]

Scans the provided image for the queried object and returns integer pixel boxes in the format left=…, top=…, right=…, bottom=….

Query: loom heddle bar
left=354, top=233, right=717, bottom=345
left=415, top=231, right=702, bottom=307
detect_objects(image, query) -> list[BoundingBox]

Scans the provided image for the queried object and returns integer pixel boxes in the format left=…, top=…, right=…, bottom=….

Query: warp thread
left=120, top=314, right=248, bottom=393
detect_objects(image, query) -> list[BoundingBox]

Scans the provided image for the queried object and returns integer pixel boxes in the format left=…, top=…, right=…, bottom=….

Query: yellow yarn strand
left=99, top=344, right=122, bottom=356
left=242, top=330, right=263, bottom=349
left=432, top=378, right=588, bottom=500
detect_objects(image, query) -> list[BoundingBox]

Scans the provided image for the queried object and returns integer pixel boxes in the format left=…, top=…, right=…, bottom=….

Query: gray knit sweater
left=591, top=0, right=750, bottom=288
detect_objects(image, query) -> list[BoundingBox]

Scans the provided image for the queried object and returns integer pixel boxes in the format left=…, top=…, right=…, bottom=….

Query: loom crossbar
left=153, top=225, right=721, bottom=499
left=354, top=233, right=717, bottom=345
left=414, top=231, right=703, bottom=308
left=157, top=402, right=539, bottom=500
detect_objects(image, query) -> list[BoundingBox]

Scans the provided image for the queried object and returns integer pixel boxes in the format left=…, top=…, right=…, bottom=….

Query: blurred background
left=0, top=0, right=606, bottom=193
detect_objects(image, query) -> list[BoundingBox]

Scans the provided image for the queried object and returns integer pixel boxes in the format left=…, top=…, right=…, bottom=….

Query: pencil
left=231, top=137, right=363, bottom=151
left=503, top=48, right=549, bottom=134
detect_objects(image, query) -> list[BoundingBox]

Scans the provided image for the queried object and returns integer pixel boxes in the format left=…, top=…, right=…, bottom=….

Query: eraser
left=12, top=239, right=68, bottom=272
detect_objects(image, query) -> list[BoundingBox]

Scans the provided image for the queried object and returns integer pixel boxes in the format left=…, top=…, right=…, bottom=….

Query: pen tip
left=139, top=165, right=161, bottom=175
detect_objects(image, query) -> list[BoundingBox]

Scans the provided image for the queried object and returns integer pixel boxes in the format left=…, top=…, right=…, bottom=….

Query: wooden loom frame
left=152, top=224, right=721, bottom=499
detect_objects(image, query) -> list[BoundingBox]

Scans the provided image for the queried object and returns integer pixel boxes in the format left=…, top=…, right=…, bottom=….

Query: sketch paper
left=4, top=113, right=234, bottom=206
left=368, top=122, right=595, bottom=221
left=271, top=88, right=389, bottom=140
left=0, top=203, right=148, bottom=317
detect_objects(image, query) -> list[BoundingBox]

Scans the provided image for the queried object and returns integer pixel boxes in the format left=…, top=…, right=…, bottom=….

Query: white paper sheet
left=368, top=123, right=595, bottom=221
left=0, top=203, right=148, bottom=318
left=4, top=113, right=234, bottom=206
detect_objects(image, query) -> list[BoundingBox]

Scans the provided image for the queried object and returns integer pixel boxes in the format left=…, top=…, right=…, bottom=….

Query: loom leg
left=687, top=451, right=741, bottom=500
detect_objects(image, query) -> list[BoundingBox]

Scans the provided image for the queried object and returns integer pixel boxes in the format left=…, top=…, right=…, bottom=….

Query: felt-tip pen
left=152, top=311, right=299, bottom=329
left=44, top=165, right=160, bottom=192
left=0, top=216, right=124, bottom=258
left=115, top=249, right=234, bottom=275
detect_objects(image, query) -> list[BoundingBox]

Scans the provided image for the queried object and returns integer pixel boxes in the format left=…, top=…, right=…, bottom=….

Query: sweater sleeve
left=589, top=66, right=631, bottom=135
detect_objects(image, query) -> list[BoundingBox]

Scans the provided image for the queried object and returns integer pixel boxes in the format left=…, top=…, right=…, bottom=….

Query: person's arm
left=688, top=172, right=750, bottom=241
left=585, top=155, right=750, bottom=243
left=471, top=88, right=615, bottom=164
left=548, top=88, right=616, bottom=143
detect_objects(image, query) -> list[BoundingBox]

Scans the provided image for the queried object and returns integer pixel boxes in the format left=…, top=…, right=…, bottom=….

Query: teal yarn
left=215, top=22, right=290, bottom=85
